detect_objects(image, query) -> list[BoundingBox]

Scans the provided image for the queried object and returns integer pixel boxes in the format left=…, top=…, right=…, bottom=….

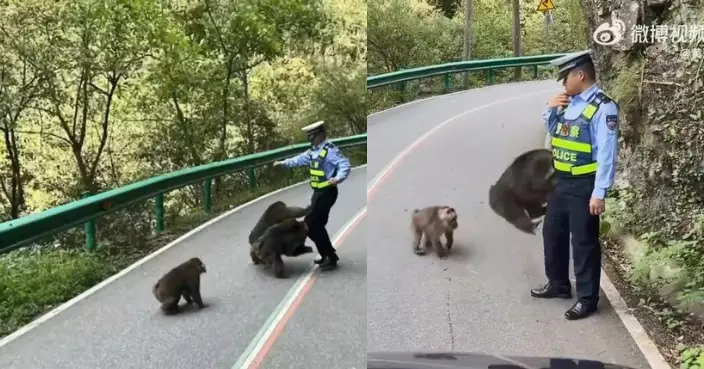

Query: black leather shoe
left=530, top=283, right=572, bottom=299
left=313, top=253, right=338, bottom=264
left=318, top=255, right=339, bottom=271
left=565, top=301, right=597, bottom=320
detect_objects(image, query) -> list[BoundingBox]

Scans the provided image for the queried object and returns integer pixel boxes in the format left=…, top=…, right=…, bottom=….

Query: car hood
left=367, top=351, right=639, bottom=369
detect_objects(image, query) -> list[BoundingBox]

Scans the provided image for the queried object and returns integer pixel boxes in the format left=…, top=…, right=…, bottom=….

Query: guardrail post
left=80, top=191, right=97, bottom=252
left=485, top=69, right=494, bottom=84
left=248, top=167, right=256, bottom=189
left=204, top=178, right=212, bottom=213
left=397, top=81, right=406, bottom=102
left=155, top=193, right=164, bottom=233
left=443, top=74, right=451, bottom=93
left=532, top=65, right=538, bottom=79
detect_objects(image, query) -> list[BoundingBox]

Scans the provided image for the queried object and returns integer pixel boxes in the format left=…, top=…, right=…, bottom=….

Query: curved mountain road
left=366, top=80, right=652, bottom=369
left=0, top=167, right=367, bottom=369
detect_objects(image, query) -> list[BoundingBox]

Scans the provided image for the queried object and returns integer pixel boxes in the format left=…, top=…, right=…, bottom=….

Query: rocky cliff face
left=578, top=0, right=704, bottom=329
left=581, top=0, right=704, bottom=239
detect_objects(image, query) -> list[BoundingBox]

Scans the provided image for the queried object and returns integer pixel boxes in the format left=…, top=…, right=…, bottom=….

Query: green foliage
left=608, top=186, right=704, bottom=307
left=0, top=248, right=110, bottom=337
left=599, top=219, right=611, bottom=235
left=0, top=0, right=366, bottom=339
left=308, top=64, right=366, bottom=136
left=426, top=0, right=462, bottom=18
left=0, top=0, right=365, bottom=219
left=615, top=210, right=704, bottom=306
left=366, top=0, right=589, bottom=113
left=368, top=0, right=462, bottom=73
left=679, top=343, right=704, bottom=369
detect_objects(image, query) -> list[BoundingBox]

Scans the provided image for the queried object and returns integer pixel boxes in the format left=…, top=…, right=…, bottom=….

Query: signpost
left=537, top=0, right=555, bottom=54
left=537, top=0, right=555, bottom=24
left=536, top=0, right=555, bottom=12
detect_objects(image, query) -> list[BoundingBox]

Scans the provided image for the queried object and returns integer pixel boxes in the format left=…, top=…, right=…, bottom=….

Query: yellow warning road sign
left=536, top=0, right=555, bottom=12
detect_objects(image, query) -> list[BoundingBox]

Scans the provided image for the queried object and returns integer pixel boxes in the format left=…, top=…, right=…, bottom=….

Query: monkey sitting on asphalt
left=488, top=148, right=556, bottom=234
left=152, top=257, right=208, bottom=315
left=411, top=206, right=459, bottom=258
left=250, top=218, right=313, bottom=278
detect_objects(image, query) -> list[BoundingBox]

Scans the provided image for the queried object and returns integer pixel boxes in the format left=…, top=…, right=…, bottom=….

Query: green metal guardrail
left=367, top=53, right=568, bottom=91
left=0, top=133, right=367, bottom=254
left=0, top=54, right=565, bottom=254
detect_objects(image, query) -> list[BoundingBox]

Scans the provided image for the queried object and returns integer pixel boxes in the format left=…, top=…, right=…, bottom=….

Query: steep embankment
left=581, top=0, right=704, bottom=366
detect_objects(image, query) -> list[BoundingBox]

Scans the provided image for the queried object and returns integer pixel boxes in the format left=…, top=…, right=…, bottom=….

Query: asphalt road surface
left=366, top=80, right=651, bottom=369
left=0, top=166, right=367, bottom=369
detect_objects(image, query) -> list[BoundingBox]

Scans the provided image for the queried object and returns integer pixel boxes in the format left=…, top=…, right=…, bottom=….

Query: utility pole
left=462, top=0, right=473, bottom=89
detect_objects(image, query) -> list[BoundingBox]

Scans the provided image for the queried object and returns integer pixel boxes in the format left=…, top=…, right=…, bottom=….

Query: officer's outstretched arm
left=542, top=106, right=560, bottom=134
left=281, top=151, right=311, bottom=168
left=592, top=102, right=620, bottom=200
left=329, top=147, right=351, bottom=184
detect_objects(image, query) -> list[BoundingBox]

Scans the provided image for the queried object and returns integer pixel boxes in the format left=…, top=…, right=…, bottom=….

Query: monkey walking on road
left=411, top=206, right=459, bottom=258
left=152, top=257, right=208, bottom=315
left=488, top=148, right=556, bottom=234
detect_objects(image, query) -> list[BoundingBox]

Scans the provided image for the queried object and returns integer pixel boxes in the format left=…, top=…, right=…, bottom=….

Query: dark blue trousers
left=541, top=174, right=601, bottom=304
left=305, top=187, right=338, bottom=258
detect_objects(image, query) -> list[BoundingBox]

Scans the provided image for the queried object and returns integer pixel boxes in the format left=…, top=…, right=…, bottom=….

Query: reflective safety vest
left=308, top=142, right=336, bottom=189
left=550, top=92, right=611, bottom=176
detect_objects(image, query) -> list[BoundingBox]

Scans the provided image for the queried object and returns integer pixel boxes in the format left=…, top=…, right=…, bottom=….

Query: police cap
left=302, top=120, right=325, bottom=136
left=550, top=50, right=593, bottom=82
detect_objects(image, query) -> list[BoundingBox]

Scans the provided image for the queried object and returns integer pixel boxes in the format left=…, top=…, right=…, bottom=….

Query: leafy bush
left=0, top=249, right=111, bottom=337
left=679, top=344, right=704, bottom=369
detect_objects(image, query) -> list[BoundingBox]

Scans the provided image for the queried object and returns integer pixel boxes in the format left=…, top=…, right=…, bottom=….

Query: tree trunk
left=0, top=124, right=26, bottom=219
left=462, top=0, right=474, bottom=89
left=242, top=70, right=254, bottom=155
left=512, top=0, right=522, bottom=80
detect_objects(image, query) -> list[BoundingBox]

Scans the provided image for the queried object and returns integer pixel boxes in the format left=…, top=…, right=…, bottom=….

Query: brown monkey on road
left=411, top=206, right=458, bottom=258
left=248, top=201, right=311, bottom=244
left=152, top=257, right=207, bottom=315
left=250, top=218, right=312, bottom=278
left=488, top=148, right=556, bottom=234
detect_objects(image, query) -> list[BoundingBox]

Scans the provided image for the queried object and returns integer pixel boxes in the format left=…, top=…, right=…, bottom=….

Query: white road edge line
left=367, top=79, right=555, bottom=118
left=367, top=86, right=669, bottom=369
left=599, top=271, right=671, bottom=369
left=231, top=206, right=367, bottom=369
left=0, top=164, right=368, bottom=349
left=367, top=88, right=561, bottom=193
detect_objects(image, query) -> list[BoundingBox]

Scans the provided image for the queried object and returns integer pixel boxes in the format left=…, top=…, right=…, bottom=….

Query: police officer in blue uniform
left=530, top=50, right=620, bottom=320
left=273, top=121, right=351, bottom=271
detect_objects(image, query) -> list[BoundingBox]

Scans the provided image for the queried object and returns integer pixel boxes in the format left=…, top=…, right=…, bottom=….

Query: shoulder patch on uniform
left=605, top=114, right=618, bottom=130
left=596, top=91, right=612, bottom=103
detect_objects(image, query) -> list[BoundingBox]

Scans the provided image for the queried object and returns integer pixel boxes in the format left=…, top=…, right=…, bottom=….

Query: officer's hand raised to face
left=547, top=93, right=570, bottom=108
